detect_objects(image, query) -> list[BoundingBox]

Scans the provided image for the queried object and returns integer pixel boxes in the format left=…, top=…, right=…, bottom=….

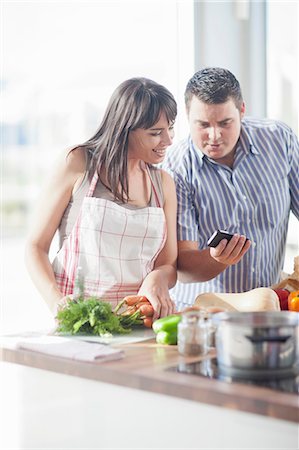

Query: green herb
left=56, top=297, right=133, bottom=336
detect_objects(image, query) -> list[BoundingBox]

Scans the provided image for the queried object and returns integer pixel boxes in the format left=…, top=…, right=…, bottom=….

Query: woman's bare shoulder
left=43, top=146, right=89, bottom=194
left=160, top=168, right=175, bottom=187
left=60, top=146, right=88, bottom=174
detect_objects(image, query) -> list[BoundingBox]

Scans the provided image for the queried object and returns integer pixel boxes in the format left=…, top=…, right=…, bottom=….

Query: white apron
left=52, top=167, right=166, bottom=306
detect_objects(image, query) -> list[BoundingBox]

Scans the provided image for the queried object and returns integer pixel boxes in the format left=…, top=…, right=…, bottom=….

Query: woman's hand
left=53, top=295, right=73, bottom=324
left=209, top=234, right=251, bottom=266
left=138, top=271, right=175, bottom=320
left=56, top=295, right=73, bottom=310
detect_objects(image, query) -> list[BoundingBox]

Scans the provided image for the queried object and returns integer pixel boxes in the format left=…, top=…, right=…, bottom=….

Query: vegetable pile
left=56, top=295, right=154, bottom=336
left=114, top=295, right=154, bottom=329
left=273, top=288, right=299, bottom=311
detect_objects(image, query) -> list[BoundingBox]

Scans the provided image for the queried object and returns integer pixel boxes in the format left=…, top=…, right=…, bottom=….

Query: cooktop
left=167, top=358, right=299, bottom=395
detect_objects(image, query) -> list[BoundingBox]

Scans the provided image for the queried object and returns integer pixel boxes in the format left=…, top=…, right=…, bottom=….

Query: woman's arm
left=138, top=170, right=178, bottom=319
left=25, top=147, right=87, bottom=314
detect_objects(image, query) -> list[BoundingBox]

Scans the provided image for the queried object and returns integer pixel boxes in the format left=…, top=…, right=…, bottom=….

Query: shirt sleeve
left=175, top=173, right=199, bottom=241
left=287, top=127, right=299, bottom=219
left=163, top=151, right=199, bottom=242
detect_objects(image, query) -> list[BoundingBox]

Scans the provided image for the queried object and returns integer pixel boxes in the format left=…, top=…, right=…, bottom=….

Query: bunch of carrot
left=113, top=295, right=154, bottom=328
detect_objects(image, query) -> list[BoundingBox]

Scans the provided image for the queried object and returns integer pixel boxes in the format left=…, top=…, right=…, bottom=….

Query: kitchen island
left=0, top=332, right=298, bottom=449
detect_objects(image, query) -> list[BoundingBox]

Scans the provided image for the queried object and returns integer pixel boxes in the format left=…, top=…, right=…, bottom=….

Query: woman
left=25, top=77, right=178, bottom=320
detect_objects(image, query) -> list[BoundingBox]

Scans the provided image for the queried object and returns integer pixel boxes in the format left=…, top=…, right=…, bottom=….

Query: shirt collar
left=239, top=121, right=260, bottom=155
left=189, top=136, right=204, bottom=167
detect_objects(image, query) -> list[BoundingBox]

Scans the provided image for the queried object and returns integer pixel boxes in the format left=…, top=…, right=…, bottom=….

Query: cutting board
left=68, top=328, right=156, bottom=345
left=0, top=328, right=156, bottom=348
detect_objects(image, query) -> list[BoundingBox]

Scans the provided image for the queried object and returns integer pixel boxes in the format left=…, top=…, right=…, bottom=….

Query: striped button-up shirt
left=163, top=117, right=299, bottom=310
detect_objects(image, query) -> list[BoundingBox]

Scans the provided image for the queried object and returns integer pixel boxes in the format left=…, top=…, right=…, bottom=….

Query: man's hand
left=209, top=234, right=251, bottom=265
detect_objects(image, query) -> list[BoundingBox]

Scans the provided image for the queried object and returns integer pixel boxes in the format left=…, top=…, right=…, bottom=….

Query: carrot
left=143, top=317, right=153, bottom=328
left=135, top=301, right=150, bottom=309
left=123, top=295, right=149, bottom=306
left=121, top=306, right=137, bottom=316
left=139, top=304, right=154, bottom=317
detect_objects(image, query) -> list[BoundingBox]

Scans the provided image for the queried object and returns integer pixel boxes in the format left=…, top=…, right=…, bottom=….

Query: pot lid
left=211, top=311, right=299, bottom=327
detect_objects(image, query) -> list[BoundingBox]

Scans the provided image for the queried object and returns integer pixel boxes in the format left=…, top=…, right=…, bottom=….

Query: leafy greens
left=56, top=297, right=131, bottom=336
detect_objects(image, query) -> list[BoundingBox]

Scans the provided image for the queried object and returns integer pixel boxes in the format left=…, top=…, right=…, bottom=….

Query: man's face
left=187, top=96, right=245, bottom=167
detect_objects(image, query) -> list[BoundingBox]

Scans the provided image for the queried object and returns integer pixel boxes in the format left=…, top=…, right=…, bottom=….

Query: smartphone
left=207, top=230, right=234, bottom=247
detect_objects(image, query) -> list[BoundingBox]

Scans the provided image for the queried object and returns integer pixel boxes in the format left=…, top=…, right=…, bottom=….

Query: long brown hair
left=78, top=77, right=177, bottom=202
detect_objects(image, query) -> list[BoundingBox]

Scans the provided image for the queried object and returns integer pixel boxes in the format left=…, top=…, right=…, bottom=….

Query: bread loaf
left=194, top=288, right=280, bottom=312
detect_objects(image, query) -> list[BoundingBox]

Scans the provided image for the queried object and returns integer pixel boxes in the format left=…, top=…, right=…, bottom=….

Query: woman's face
left=128, top=112, right=175, bottom=164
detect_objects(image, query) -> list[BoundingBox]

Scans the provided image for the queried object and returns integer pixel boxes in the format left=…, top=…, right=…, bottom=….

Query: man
left=163, top=67, right=299, bottom=311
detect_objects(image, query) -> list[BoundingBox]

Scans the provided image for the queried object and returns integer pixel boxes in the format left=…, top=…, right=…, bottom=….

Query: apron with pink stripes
left=52, top=167, right=166, bottom=306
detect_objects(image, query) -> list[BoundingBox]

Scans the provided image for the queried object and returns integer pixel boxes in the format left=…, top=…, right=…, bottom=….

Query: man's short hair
left=185, top=67, right=243, bottom=111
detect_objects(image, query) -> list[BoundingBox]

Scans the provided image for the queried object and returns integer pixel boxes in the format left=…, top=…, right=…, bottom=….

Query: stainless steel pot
left=212, top=311, right=299, bottom=371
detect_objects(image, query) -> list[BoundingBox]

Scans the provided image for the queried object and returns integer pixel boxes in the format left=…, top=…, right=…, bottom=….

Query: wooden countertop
left=1, top=338, right=298, bottom=423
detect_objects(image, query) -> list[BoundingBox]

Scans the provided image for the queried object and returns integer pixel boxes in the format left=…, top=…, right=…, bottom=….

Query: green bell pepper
left=152, top=314, right=181, bottom=334
left=156, top=330, right=178, bottom=345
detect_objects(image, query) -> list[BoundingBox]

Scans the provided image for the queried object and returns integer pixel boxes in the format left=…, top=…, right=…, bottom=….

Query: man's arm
left=178, top=237, right=251, bottom=283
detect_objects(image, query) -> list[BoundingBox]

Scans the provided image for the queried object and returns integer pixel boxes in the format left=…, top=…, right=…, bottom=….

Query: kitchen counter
left=1, top=334, right=298, bottom=421
left=1, top=332, right=298, bottom=449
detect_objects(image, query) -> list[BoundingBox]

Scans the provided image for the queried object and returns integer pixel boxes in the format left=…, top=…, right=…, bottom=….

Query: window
left=267, top=1, right=299, bottom=273
left=1, top=0, right=194, bottom=333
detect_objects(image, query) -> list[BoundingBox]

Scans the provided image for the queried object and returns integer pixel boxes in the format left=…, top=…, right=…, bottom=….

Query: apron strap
left=86, top=170, right=99, bottom=197
left=86, top=165, right=162, bottom=207
left=146, top=165, right=162, bottom=208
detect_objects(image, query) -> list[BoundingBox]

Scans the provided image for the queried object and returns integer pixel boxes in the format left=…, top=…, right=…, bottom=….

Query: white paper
left=15, top=336, right=124, bottom=363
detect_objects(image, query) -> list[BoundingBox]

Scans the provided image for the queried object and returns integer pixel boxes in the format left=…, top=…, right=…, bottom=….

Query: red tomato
left=273, top=288, right=290, bottom=310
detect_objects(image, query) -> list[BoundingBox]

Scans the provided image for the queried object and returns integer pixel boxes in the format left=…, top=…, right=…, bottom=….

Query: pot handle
left=245, top=335, right=292, bottom=343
